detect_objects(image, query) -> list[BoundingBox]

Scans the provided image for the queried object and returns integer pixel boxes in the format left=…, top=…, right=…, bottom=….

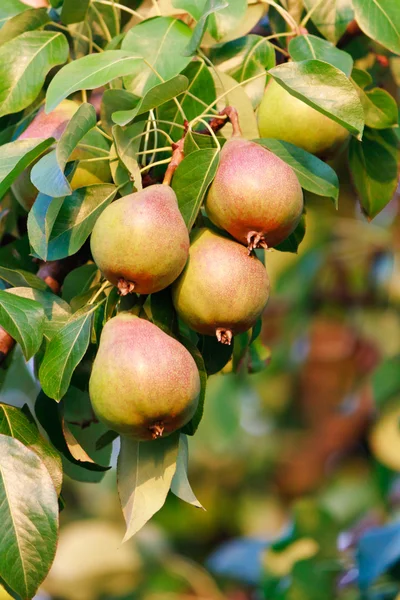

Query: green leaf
left=289, top=34, right=353, bottom=77
left=275, top=213, right=306, bottom=253
left=0, top=434, right=58, bottom=600
left=121, top=17, right=192, bottom=96
left=5, top=287, right=71, bottom=341
left=255, top=139, right=339, bottom=206
left=348, top=128, right=398, bottom=219
left=112, top=75, right=189, bottom=126
left=212, top=69, right=259, bottom=139
left=0, top=403, right=63, bottom=495
left=355, top=85, right=398, bottom=130
left=0, top=265, right=48, bottom=290
left=372, top=356, right=400, bottom=407
left=0, top=289, right=44, bottom=359
left=185, top=0, right=229, bottom=56
left=112, top=121, right=147, bottom=189
left=172, top=0, right=207, bottom=19
left=31, top=103, right=97, bottom=197
left=171, top=434, right=203, bottom=508
left=0, top=8, right=50, bottom=47
left=198, top=333, right=233, bottom=375
left=39, top=304, right=100, bottom=401
left=172, top=148, right=219, bottom=229
left=180, top=337, right=207, bottom=436
left=208, top=0, right=247, bottom=42
left=100, top=88, right=139, bottom=134
left=117, top=433, right=179, bottom=541
left=0, top=31, right=69, bottom=118
left=210, top=35, right=275, bottom=107
left=45, top=50, right=141, bottom=113
left=150, top=288, right=178, bottom=336
left=0, top=0, right=29, bottom=29
left=29, top=184, right=117, bottom=261
left=353, top=0, right=400, bottom=55
left=0, top=138, right=54, bottom=200
left=61, top=0, right=90, bottom=24
left=62, top=263, right=100, bottom=303
left=303, top=0, right=354, bottom=44
left=269, top=60, right=364, bottom=138
left=352, top=67, right=373, bottom=89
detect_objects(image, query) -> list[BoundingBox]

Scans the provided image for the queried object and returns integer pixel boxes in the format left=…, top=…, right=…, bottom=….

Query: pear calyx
left=247, top=231, right=268, bottom=254
left=216, top=328, right=233, bottom=345
left=117, top=278, right=135, bottom=296
left=149, top=422, right=165, bottom=439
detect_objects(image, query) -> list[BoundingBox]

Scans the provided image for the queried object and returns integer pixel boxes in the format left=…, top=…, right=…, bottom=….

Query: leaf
left=275, top=213, right=306, bottom=253
left=302, top=0, right=354, bottom=44
left=172, top=148, right=219, bottom=230
left=212, top=70, right=259, bottom=139
left=210, top=35, right=275, bottom=107
left=5, top=287, right=71, bottom=341
left=62, top=263, right=100, bottom=303
left=45, top=50, right=141, bottom=113
left=353, top=0, right=400, bottom=55
left=96, top=429, right=118, bottom=451
left=171, top=434, right=203, bottom=508
left=31, top=103, right=97, bottom=197
left=0, top=31, right=69, bottom=118
left=185, top=0, right=229, bottom=56
left=0, top=403, right=63, bottom=495
left=172, top=0, right=208, bottom=20
left=348, top=128, right=398, bottom=219
left=112, top=75, right=189, bottom=126
left=0, top=289, right=44, bottom=359
left=0, top=265, right=48, bottom=290
left=29, top=184, right=117, bottom=261
left=61, top=0, right=90, bottom=24
left=39, top=304, right=100, bottom=401
left=117, top=433, right=179, bottom=541
left=372, top=356, right=400, bottom=408
left=150, top=288, right=178, bottom=336
left=288, top=34, right=353, bottom=77
left=255, top=139, right=339, bottom=206
left=0, top=434, right=58, bottom=600
left=121, top=17, right=192, bottom=96
left=357, top=522, right=400, bottom=589
left=355, top=85, right=398, bottom=130
left=198, top=334, right=233, bottom=375
left=208, top=0, right=248, bottom=42
left=100, top=88, right=139, bottom=134
left=180, top=337, right=207, bottom=436
left=0, top=138, right=54, bottom=200
left=112, top=121, right=147, bottom=189
left=0, top=8, right=50, bottom=47
left=0, top=0, right=29, bottom=29
left=269, top=60, right=364, bottom=138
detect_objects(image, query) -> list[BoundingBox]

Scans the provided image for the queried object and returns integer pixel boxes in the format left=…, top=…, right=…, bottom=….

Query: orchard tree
left=0, top=0, right=398, bottom=598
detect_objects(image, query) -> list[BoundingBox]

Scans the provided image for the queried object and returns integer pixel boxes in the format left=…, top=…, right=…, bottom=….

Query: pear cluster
left=89, top=135, right=303, bottom=440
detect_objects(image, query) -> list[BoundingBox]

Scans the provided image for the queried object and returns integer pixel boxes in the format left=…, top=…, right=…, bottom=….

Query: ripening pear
left=90, top=184, right=189, bottom=295
left=172, top=229, right=270, bottom=344
left=12, top=101, right=112, bottom=210
left=89, top=313, right=200, bottom=440
left=205, top=137, right=303, bottom=251
left=258, top=79, right=350, bottom=157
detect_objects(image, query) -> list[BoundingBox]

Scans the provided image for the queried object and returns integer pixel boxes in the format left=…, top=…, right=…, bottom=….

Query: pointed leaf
left=269, top=60, right=364, bottom=138
left=27, top=193, right=64, bottom=261
left=118, top=433, right=179, bottom=541
left=0, top=8, right=50, bottom=47
left=172, top=148, right=219, bottom=229
left=39, top=304, right=100, bottom=401
left=0, top=404, right=62, bottom=495
left=171, top=434, right=203, bottom=508
left=46, top=50, right=141, bottom=113
left=0, top=289, right=45, bottom=359
left=185, top=0, right=228, bottom=56
left=112, top=122, right=146, bottom=189
left=255, top=139, right=339, bottom=206
left=61, top=0, right=90, bottom=24
left=180, top=337, right=207, bottom=436
left=355, top=85, right=398, bottom=130
left=302, top=0, right=354, bottom=44
left=0, top=0, right=30, bottom=30
left=288, top=34, right=353, bottom=76
left=112, top=75, right=189, bottom=126
left=0, top=265, right=48, bottom=290
left=0, top=31, right=69, bottom=118
left=121, top=17, right=192, bottom=96
left=0, top=138, right=54, bottom=200
left=31, top=103, right=97, bottom=197
left=0, top=434, right=58, bottom=600
left=353, top=0, right=400, bottom=55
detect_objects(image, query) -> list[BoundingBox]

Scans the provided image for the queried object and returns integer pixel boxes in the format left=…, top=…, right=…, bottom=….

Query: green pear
left=90, top=184, right=189, bottom=295
left=172, top=228, right=270, bottom=344
left=258, top=79, right=350, bottom=157
left=12, top=100, right=112, bottom=210
left=89, top=313, right=200, bottom=440
left=205, top=137, right=303, bottom=251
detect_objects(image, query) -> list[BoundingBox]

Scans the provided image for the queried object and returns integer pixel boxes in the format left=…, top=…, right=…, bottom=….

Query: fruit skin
left=12, top=101, right=112, bottom=211
left=91, top=184, right=189, bottom=295
left=258, top=79, right=350, bottom=157
left=172, top=228, right=270, bottom=344
left=205, top=137, right=303, bottom=250
left=89, top=313, right=200, bottom=440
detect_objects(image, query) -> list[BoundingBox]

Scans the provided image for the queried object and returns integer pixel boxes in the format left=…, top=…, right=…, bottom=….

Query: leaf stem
left=90, top=3, right=113, bottom=43
left=92, top=0, right=144, bottom=20
left=137, top=146, right=172, bottom=155
left=89, top=281, right=112, bottom=305
left=50, top=22, right=104, bottom=52
left=140, top=158, right=172, bottom=173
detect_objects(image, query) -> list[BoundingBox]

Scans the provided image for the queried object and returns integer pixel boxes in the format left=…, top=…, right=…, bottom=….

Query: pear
left=258, top=79, right=350, bottom=157
left=205, top=137, right=303, bottom=251
left=12, top=101, right=112, bottom=210
left=89, top=313, right=200, bottom=440
left=171, top=229, right=270, bottom=344
left=90, top=184, right=189, bottom=295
